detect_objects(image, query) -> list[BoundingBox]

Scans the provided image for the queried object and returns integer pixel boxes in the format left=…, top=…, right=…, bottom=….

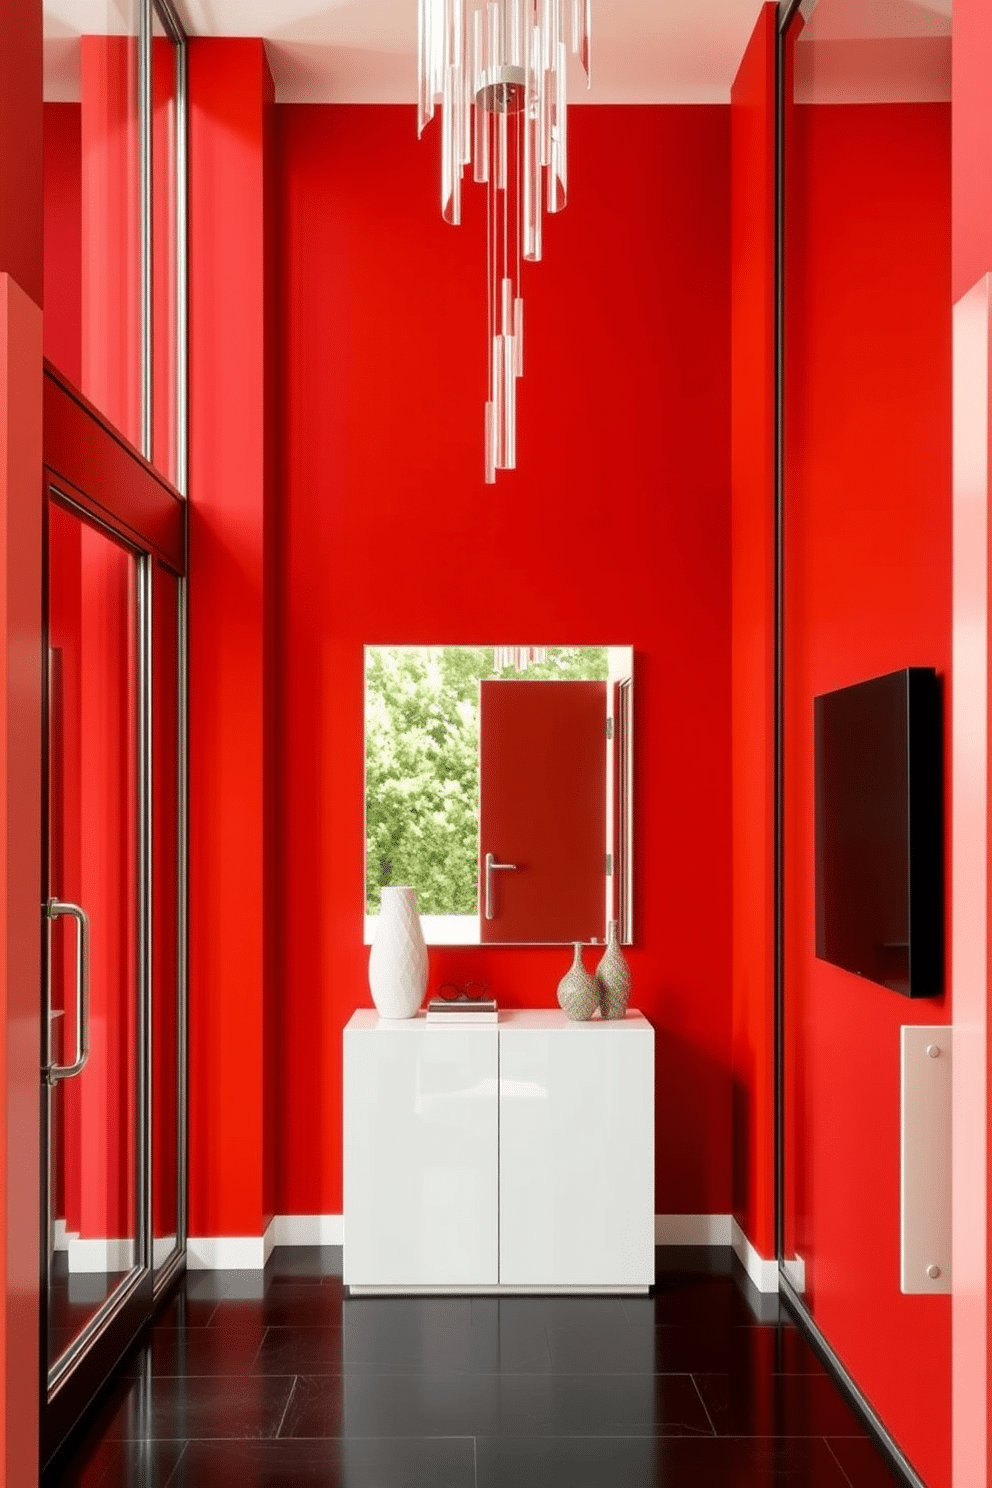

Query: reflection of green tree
left=365, top=647, right=609, bottom=915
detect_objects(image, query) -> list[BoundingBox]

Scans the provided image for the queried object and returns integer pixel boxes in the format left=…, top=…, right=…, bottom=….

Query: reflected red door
left=479, top=680, right=606, bottom=943
left=45, top=498, right=142, bottom=1378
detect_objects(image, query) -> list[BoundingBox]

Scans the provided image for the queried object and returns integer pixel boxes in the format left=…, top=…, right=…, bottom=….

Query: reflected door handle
left=484, top=852, right=518, bottom=920
left=45, top=898, right=91, bottom=1084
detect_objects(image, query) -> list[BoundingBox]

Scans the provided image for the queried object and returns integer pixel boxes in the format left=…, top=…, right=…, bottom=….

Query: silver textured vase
left=369, top=886, right=428, bottom=1019
left=557, top=942, right=598, bottom=1021
left=595, top=920, right=631, bottom=1019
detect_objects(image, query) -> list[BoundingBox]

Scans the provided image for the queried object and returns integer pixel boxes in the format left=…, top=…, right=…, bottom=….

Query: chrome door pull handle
left=46, top=898, right=91, bottom=1084
left=484, top=852, right=518, bottom=920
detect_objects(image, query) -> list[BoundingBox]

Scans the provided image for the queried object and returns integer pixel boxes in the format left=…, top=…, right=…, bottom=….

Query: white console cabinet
left=343, top=1008, right=654, bottom=1294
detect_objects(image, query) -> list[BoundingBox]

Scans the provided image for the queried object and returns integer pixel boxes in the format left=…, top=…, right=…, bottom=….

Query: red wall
left=0, top=6, right=43, bottom=1481
left=187, top=39, right=277, bottom=1239
left=0, top=276, right=43, bottom=1488
left=783, top=100, right=952, bottom=1488
left=43, top=104, right=81, bottom=387
left=729, top=4, right=777, bottom=1261
left=0, top=0, right=43, bottom=309
left=272, top=103, right=733, bottom=1219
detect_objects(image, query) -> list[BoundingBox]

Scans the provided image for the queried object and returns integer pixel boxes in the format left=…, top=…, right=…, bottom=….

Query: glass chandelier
left=418, top=0, right=591, bottom=482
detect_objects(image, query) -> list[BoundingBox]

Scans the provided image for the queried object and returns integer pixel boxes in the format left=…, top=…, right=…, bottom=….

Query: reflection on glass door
left=152, top=8, right=178, bottom=485
left=152, top=561, right=181, bottom=1274
left=44, top=497, right=148, bottom=1390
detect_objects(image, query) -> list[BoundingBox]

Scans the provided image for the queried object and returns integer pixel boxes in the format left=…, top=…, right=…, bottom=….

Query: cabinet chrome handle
left=484, top=852, right=518, bottom=920
left=46, top=898, right=91, bottom=1084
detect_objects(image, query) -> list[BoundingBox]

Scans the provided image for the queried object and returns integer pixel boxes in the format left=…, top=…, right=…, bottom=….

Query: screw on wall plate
left=926, top=1264, right=942, bottom=1280
left=926, top=1044, right=941, bottom=1058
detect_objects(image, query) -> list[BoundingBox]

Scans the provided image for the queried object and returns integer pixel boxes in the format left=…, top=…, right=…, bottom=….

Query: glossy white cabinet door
left=499, top=1018, right=654, bottom=1288
left=343, top=1014, right=499, bottom=1288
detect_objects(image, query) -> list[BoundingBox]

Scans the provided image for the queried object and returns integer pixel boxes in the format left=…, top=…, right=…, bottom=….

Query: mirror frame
left=363, top=645, right=634, bottom=947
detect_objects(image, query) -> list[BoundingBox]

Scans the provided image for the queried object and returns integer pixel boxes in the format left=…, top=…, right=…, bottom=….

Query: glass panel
left=781, top=0, right=952, bottom=1425
left=152, top=563, right=180, bottom=1272
left=42, top=4, right=84, bottom=390
left=82, top=1, right=141, bottom=446
left=151, top=12, right=178, bottom=486
left=47, top=499, right=141, bottom=1375
left=42, top=1, right=141, bottom=441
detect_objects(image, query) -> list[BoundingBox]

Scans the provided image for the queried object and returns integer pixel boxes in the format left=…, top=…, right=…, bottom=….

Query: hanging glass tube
left=473, top=10, right=488, bottom=180
left=503, top=328, right=517, bottom=467
left=492, top=333, right=506, bottom=468
left=523, top=21, right=541, bottom=262
left=418, top=0, right=432, bottom=134
left=548, top=38, right=566, bottom=212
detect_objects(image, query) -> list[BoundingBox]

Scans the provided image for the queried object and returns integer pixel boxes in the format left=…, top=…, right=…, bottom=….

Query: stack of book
left=425, top=996, right=498, bottom=1024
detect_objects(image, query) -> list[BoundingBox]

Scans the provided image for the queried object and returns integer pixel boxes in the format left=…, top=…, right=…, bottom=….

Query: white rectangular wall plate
left=901, top=1024, right=952, bottom=1294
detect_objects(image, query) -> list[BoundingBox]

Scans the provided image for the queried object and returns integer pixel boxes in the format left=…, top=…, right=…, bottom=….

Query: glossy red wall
left=44, top=49, right=276, bottom=1246
left=273, top=103, right=733, bottom=1219
left=729, top=4, right=777, bottom=1261
left=187, top=39, right=277, bottom=1239
left=0, top=3, right=43, bottom=1480
left=42, top=104, right=81, bottom=387
left=0, top=0, right=43, bottom=309
left=783, top=100, right=952, bottom=1488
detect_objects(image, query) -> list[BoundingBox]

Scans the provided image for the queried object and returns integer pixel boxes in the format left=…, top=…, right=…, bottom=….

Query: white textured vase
left=369, top=886, right=428, bottom=1019
left=595, top=919, right=631, bottom=1019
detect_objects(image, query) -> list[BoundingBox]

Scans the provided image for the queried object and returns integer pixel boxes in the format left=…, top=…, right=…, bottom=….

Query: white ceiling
left=43, top=0, right=954, bottom=105
left=177, top=0, right=771, bottom=103
left=43, top=0, right=767, bottom=102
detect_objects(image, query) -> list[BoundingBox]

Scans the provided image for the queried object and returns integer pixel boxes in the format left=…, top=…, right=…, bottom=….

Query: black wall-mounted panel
left=814, top=668, right=943, bottom=998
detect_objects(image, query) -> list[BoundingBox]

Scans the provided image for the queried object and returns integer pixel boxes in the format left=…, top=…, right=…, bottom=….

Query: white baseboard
left=731, top=1218, right=779, bottom=1293
left=187, top=1236, right=265, bottom=1270
left=782, top=1254, right=806, bottom=1293
left=188, top=1215, right=336, bottom=1268
left=272, top=1213, right=344, bottom=1246
left=188, top=1214, right=746, bottom=1270
left=153, top=1235, right=179, bottom=1268
left=67, top=1237, right=136, bottom=1273
left=53, top=1219, right=77, bottom=1253
left=188, top=1219, right=275, bottom=1271
left=654, top=1214, right=732, bottom=1245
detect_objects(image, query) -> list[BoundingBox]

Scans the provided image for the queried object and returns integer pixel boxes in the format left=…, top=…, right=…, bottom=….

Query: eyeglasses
left=436, top=980, right=490, bottom=1002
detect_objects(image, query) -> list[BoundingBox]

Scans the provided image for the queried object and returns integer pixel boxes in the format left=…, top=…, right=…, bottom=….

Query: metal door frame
left=40, top=483, right=155, bottom=1457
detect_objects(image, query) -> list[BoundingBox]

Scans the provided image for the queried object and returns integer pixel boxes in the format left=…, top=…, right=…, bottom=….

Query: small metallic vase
left=557, top=942, right=598, bottom=1022
left=595, top=920, right=631, bottom=1019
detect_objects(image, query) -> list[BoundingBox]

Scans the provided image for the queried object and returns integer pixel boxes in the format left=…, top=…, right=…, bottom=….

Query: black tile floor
left=44, top=1247, right=908, bottom=1488
left=49, top=1250, right=131, bottom=1366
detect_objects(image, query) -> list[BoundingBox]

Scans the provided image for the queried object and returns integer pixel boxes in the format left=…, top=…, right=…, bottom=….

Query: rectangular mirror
left=365, top=646, right=633, bottom=946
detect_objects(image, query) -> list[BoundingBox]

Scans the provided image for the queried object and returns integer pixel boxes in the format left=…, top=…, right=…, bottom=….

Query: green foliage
left=365, top=646, right=609, bottom=915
